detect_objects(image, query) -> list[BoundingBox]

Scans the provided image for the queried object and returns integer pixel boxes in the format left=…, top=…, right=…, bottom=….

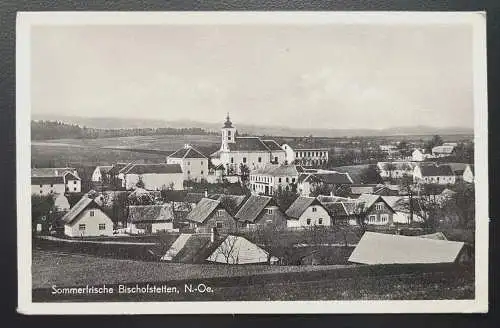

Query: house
left=61, top=195, right=114, bottom=237
left=379, top=144, right=398, bottom=155
left=356, top=194, right=396, bottom=226
left=210, top=114, right=286, bottom=175
left=463, top=164, right=474, bottom=183
left=412, top=149, right=426, bottom=162
left=127, top=205, right=175, bottom=234
left=91, top=165, right=113, bottom=183
left=166, top=144, right=209, bottom=182
left=208, top=193, right=247, bottom=216
left=381, top=196, right=424, bottom=224
left=31, top=168, right=82, bottom=194
left=281, top=143, right=329, bottom=167
left=413, top=164, right=456, bottom=185
left=432, top=145, right=456, bottom=157
left=120, top=163, right=184, bottom=190
left=448, top=163, right=474, bottom=183
left=377, top=161, right=416, bottom=180
left=235, top=195, right=287, bottom=229
left=184, top=198, right=238, bottom=233
left=297, top=171, right=353, bottom=197
left=348, top=231, right=466, bottom=265
left=249, top=164, right=304, bottom=195
left=54, top=193, right=70, bottom=211
left=207, top=235, right=279, bottom=264
left=285, top=196, right=332, bottom=228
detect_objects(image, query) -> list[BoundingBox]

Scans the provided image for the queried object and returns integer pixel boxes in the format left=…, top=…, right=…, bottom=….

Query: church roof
left=228, top=137, right=270, bottom=152
left=262, top=140, right=284, bottom=152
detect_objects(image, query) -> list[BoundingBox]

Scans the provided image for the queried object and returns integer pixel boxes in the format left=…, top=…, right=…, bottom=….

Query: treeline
left=31, top=120, right=216, bottom=140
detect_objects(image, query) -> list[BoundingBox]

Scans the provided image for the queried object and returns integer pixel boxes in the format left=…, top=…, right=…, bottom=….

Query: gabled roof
left=285, top=197, right=323, bottom=219
left=128, top=205, right=174, bottom=223
left=184, top=192, right=206, bottom=204
left=418, top=232, right=448, bottom=241
left=108, top=163, right=129, bottom=175
left=209, top=194, right=248, bottom=212
left=122, top=163, right=183, bottom=175
left=61, top=196, right=103, bottom=224
left=349, top=232, right=464, bottom=264
left=235, top=195, right=273, bottom=223
left=31, top=167, right=77, bottom=177
left=356, top=193, right=396, bottom=213
left=261, top=140, right=285, bottom=152
left=167, top=146, right=207, bottom=159
left=163, top=190, right=188, bottom=202
left=330, top=165, right=369, bottom=184
left=185, top=198, right=221, bottom=224
left=447, top=163, right=468, bottom=174
left=299, top=172, right=353, bottom=185
left=252, top=164, right=304, bottom=176
left=316, top=195, right=354, bottom=203
left=281, top=141, right=329, bottom=150
left=418, top=164, right=454, bottom=177
left=228, top=137, right=271, bottom=152
left=63, top=171, right=81, bottom=181
left=432, top=145, right=455, bottom=154
left=31, top=176, right=64, bottom=185
left=322, top=202, right=349, bottom=217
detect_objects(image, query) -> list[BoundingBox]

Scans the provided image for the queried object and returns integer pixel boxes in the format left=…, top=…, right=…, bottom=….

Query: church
left=210, top=114, right=286, bottom=175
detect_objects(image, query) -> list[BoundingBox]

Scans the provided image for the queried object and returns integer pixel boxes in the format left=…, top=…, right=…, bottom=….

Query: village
left=31, top=114, right=475, bottom=273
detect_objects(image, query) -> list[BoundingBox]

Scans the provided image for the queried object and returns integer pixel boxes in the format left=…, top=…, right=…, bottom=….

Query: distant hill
left=32, top=114, right=473, bottom=138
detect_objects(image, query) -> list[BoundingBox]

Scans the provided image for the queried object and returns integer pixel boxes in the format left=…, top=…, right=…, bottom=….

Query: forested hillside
left=31, top=120, right=215, bottom=140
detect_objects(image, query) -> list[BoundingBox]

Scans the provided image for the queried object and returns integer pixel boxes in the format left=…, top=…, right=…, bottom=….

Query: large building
left=281, top=143, right=329, bottom=167
left=249, top=164, right=304, bottom=195
left=120, top=163, right=184, bottom=190
left=166, top=144, right=209, bottom=182
left=210, top=114, right=286, bottom=175
left=31, top=167, right=81, bottom=195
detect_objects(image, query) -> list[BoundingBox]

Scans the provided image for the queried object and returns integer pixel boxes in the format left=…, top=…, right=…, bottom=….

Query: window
left=187, top=161, right=190, bottom=165
left=381, top=214, right=389, bottom=223
left=216, top=222, right=223, bottom=229
left=296, top=152, right=299, bottom=157
left=73, top=181, right=77, bottom=184
left=258, top=157, right=262, bottom=163
left=40, top=190, right=42, bottom=194
left=318, top=218, right=323, bottom=225
left=228, top=130, right=232, bottom=136
left=216, top=209, right=224, bottom=217
left=306, top=218, right=311, bottom=225
left=40, top=184, right=43, bottom=188
left=274, top=157, right=278, bottom=162
left=292, top=178, right=295, bottom=183
left=369, top=215, right=376, bottom=223
left=286, top=178, right=289, bottom=183
left=50, top=184, right=53, bottom=187
left=312, top=207, right=317, bottom=212
left=201, top=170, right=204, bottom=175
left=79, top=224, right=86, bottom=231
left=99, top=224, right=106, bottom=230
left=74, top=187, right=77, bottom=191
left=266, top=208, right=273, bottom=215
left=243, top=157, right=247, bottom=163
left=278, top=178, right=282, bottom=183
left=187, top=170, right=191, bottom=174
left=90, top=210, right=95, bottom=217
left=375, top=203, right=383, bottom=211
left=200, top=161, right=204, bottom=166
left=231, top=157, right=234, bottom=163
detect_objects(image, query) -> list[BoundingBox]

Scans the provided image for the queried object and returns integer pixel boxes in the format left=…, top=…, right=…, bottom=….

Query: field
left=31, top=135, right=220, bottom=167
left=32, top=250, right=474, bottom=302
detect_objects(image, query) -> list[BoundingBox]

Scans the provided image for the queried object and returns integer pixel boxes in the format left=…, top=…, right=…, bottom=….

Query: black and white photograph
left=16, top=12, right=488, bottom=314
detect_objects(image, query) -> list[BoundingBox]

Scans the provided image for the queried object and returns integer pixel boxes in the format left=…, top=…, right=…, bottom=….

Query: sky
left=31, top=23, right=474, bottom=130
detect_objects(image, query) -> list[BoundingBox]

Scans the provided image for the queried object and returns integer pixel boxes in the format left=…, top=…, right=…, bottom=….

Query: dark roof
left=235, top=195, right=273, bottom=223
left=262, top=140, right=284, bottom=151
left=300, top=172, right=353, bottom=185
left=63, top=171, right=80, bottom=181
left=322, top=202, right=349, bottom=217
left=253, top=164, right=304, bottom=176
left=31, top=167, right=76, bottom=177
left=108, top=163, right=129, bottom=175
left=330, top=165, right=370, bottom=184
left=168, top=146, right=207, bottom=159
left=357, top=194, right=396, bottom=213
left=419, top=164, right=455, bottom=177
left=282, top=140, right=329, bottom=150
left=122, top=163, right=183, bottom=175
left=185, top=198, right=220, bottom=224
left=128, top=205, right=174, bottom=223
left=209, top=194, right=247, bottom=211
left=185, top=192, right=206, bottom=204
left=223, top=114, right=233, bottom=128
left=228, top=137, right=270, bottom=152
left=285, top=197, right=323, bottom=219
left=31, top=176, right=64, bottom=185
left=75, top=166, right=96, bottom=181
left=61, top=196, right=103, bottom=224
left=163, top=190, right=188, bottom=202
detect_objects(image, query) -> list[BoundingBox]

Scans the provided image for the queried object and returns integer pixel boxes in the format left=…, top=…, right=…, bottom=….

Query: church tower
left=220, top=113, right=237, bottom=151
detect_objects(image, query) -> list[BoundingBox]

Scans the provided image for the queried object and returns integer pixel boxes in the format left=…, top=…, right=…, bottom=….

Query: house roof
left=377, top=161, right=416, bottom=171
left=285, top=197, right=321, bottom=219
left=31, top=176, right=65, bottom=185
left=419, top=164, right=455, bottom=177
left=61, top=196, right=102, bottom=224
left=163, top=190, right=188, bottom=202
left=167, top=146, right=207, bottom=159
left=447, top=163, right=468, bottom=174
left=122, top=163, right=183, bottom=175
left=418, top=232, right=448, bottom=241
left=227, top=137, right=271, bottom=152
left=184, top=192, right=206, bottom=204
left=432, top=145, right=455, bottom=154
left=185, top=198, right=221, bottom=224
left=108, top=163, right=130, bottom=175
left=235, top=195, right=273, bottom=223
left=128, top=205, right=174, bottom=223
left=329, top=165, right=369, bottom=184
left=31, top=167, right=77, bottom=177
left=348, top=232, right=464, bottom=264
left=261, top=140, right=284, bottom=152
left=322, top=202, right=349, bottom=217
left=97, top=165, right=113, bottom=174
left=299, top=172, right=353, bottom=185
left=209, top=194, right=247, bottom=211
left=63, top=171, right=81, bottom=181
left=281, top=141, right=329, bottom=150
left=316, top=195, right=353, bottom=203
left=253, top=164, right=304, bottom=176
left=356, top=193, right=396, bottom=213
left=441, top=188, right=457, bottom=196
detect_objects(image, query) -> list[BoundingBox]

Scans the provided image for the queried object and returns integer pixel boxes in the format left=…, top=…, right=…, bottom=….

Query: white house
left=127, top=205, right=175, bottom=234
left=412, top=149, right=431, bottom=162
left=121, top=163, right=184, bottom=190
left=206, top=235, right=279, bottom=264
left=166, top=144, right=208, bottom=182
left=210, top=114, right=286, bottom=175
left=31, top=168, right=81, bottom=194
left=377, top=161, right=417, bottom=180
left=91, top=165, right=113, bottom=182
left=249, top=164, right=304, bottom=195
left=285, top=196, right=332, bottom=228
left=413, top=164, right=456, bottom=185
left=61, top=195, right=114, bottom=237
left=281, top=144, right=329, bottom=167
left=432, top=145, right=456, bottom=157
left=297, top=170, right=353, bottom=196
left=463, top=164, right=474, bottom=183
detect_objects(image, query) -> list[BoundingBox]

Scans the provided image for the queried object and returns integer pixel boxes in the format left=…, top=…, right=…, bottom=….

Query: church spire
left=223, top=112, right=233, bottom=128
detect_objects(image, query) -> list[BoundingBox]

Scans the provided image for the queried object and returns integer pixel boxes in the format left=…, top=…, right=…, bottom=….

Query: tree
left=400, top=174, right=416, bottom=224
left=359, top=165, right=383, bottom=184
left=425, top=135, right=443, bottom=153
left=135, top=175, right=145, bottom=189
left=273, top=185, right=298, bottom=212
left=31, top=194, right=55, bottom=231
left=444, top=182, right=475, bottom=228
left=309, top=183, right=351, bottom=198
left=239, top=164, right=250, bottom=183
left=212, top=235, right=240, bottom=264
left=101, top=191, right=129, bottom=225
